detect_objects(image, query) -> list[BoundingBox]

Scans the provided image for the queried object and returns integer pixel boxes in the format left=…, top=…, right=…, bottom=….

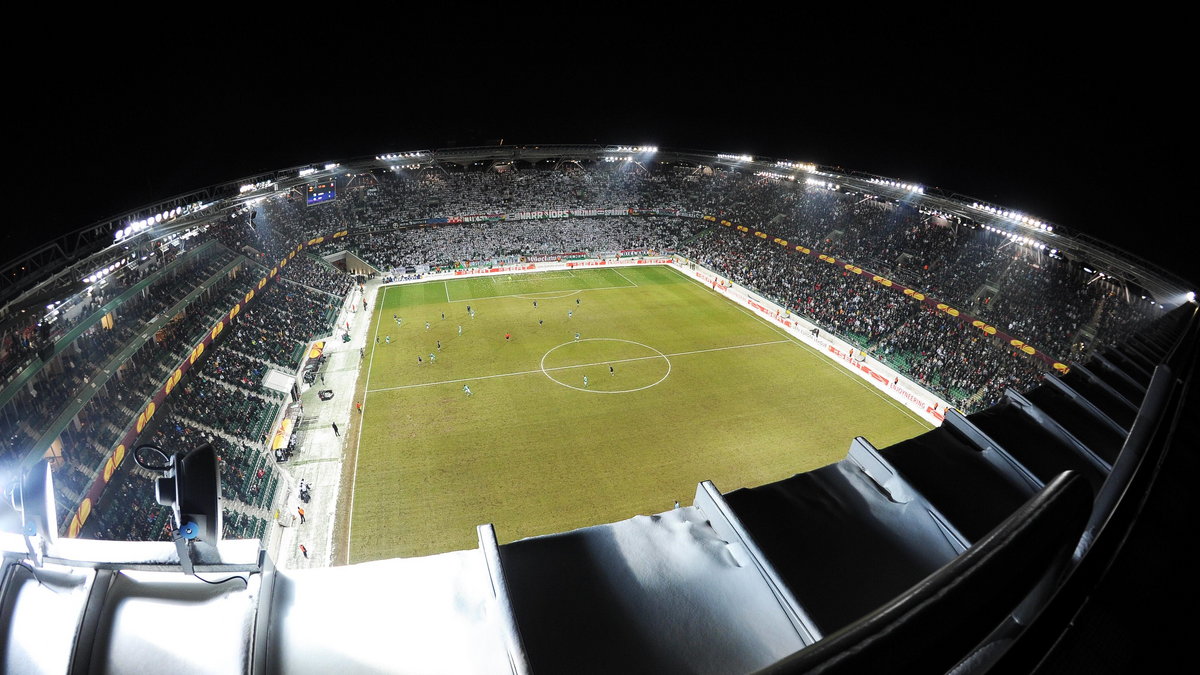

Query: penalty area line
left=612, top=268, right=639, bottom=287
left=365, top=339, right=791, bottom=394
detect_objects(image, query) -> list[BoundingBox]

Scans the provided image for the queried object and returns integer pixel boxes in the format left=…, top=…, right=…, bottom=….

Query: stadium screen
left=306, top=180, right=337, bottom=206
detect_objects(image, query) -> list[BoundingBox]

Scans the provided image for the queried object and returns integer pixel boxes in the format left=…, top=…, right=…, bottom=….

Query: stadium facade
left=0, top=145, right=1195, bottom=673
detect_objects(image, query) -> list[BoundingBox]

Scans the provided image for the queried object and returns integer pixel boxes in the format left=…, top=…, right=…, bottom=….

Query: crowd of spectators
left=1, top=269, right=268, bottom=538
left=201, top=348, right=270, bottom=393
left=0, top=240, right=193, bottom=384
left=80, top=473, right=172, bottom=542
left=70, top=273, right=337, bottom=542
left=224, top=283, right=339, bottom=371
left=330, top=216, right=704, bottom=271
left=15, top=160, right=1169, bottom=541
left=1, top=251, right=250, bottom=467
left=279, top=255, right=357, bottom=298
left=0, top=248, right=241, bottom=453
left=680, top=226, right=1150, bottom=410
left=171, top=376, right=281, bottom=447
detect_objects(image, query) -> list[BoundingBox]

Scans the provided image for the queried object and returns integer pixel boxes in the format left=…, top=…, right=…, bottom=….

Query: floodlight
left=136, top=443, right=221, bottom=574
left=1188, top=291, right=1196, bottom=303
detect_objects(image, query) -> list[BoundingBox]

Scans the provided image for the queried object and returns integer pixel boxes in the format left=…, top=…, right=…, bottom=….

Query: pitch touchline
left=665, top=266, right=932, bottom=429
left=365, top=340, right=790, bottom=393
left=347, top=283, right=388, bottom=562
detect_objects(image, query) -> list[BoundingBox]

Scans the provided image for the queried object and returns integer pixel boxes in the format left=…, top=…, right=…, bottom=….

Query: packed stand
left=80, top=472, right=172, bottom=542
left=0, top=242, right=191, bottom=384
left=0, top=250, right=248, bottom=470
left=223, top=283, right=340, bottom=372
left=34, top=160, right=1169, bottom=537
left=683, top=229, right=1050, bottom=411
left=170, top=376, right=281, bottom=449
left=333, top=216, right=703, bottom=271
left=279, top=254, right=357, bottom=298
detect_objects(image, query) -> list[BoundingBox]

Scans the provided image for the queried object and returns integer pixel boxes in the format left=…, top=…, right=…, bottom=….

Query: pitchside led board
left=305, top=179, right=337, bottom=206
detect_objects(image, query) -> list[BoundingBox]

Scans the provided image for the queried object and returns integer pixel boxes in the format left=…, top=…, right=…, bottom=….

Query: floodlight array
left=612, top=145, right=658, bottom=153
left=376, top=152, right=425, bottom=161
left=971, top=202, right=1052, bottom=231
left=868, top=177, right=924, bottom=194
left=717, top=153, right=754, bottom=162
left=81, top=252, right=135, bottom=285
left=919, top=207, right=958, bottom=221
left=239, top=180, right=275, bottom=194
left=114, top=206, right=187, bottom=242
left=805, top=177, right=840, bottom=191
left=603, top=156, right=634, bottom=163
left=774, top=161, right=818, bottom=173
left=981, top=223, right=1050, bottom=251
left=755, top=171, right=795, bottom=181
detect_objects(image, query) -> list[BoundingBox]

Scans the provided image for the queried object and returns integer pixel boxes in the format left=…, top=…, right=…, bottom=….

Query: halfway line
left=366, top=339, right=790, bottom=393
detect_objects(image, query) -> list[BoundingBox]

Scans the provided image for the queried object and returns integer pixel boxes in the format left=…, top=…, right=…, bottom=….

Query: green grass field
left=347, top=265, right=932, bottom=561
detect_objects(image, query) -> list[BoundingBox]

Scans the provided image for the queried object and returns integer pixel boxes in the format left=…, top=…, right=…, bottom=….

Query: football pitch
left=345, top=265, right=932, bottom=562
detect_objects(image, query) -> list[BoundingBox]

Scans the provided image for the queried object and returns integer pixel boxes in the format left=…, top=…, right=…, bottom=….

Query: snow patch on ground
left=502, top=506, right=805, bottom=672
left=269, top=548, right=511, bottom=674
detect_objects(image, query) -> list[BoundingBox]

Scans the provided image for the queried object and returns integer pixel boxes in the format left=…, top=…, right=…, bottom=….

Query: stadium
left=0, top=143, right=1194, bottom=674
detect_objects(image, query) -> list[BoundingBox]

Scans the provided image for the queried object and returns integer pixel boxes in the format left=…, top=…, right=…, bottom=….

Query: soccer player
left=533, top=300, right=538, bottom=308
left=425, top=321, right=431, bottom=330
left=568, top=310, right=573, bottom=319
left=417, top=355, right=422, bottom=365
left=429, top=353, right=435, bottom=364
left=609, top=365, right=615, bottom=376
left=466, top=305, right=471, bottom=314
left=538, top=319, right=543, bottom=326
left=458, top=325, right=463, bottom=336
left=576, top=298, right=580, bottom=305
left=575, top=332, right=580, bottom=342
left=583, top=376, right=589, bottom=388
left=436, top=340, right=442, bottom=351
left=463, top=385, right=472, bottom=396
left=505, top=332, right=511, bottom=341
left=385, top=336, right=391, bottom=344
left=441, top=312, right=445, bottom=320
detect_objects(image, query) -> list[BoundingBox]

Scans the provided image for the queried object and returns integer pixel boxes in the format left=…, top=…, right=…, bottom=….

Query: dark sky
left=9, top=42, right=1190, bottom=286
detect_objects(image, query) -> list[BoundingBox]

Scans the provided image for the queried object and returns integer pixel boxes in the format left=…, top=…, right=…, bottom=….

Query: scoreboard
left=306, top=180, right=337, bottom=206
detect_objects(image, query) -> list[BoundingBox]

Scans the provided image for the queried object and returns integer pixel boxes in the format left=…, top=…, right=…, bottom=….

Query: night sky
left=9, top=43, right=1189, bottom=286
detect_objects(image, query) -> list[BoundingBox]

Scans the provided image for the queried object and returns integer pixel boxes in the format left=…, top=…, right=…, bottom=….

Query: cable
left=14, top=560, right=65, bottom=594
left=191, top=572, right=249, bottom=587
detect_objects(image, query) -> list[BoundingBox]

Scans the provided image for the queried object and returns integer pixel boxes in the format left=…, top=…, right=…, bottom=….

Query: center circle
left=539, top=338, right=672, bottom=394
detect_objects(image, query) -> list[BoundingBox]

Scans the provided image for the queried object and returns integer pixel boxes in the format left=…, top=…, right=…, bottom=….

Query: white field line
left=612, top=268, right=639, bottom=287
left=444, top=281, right=451, bottom=302
left=664, top=266, right=932, bottom=429
left=346, top=284, right=388, bottom=562
left=366, top=339, right=790, bottom=394
left=494, top=270, right=575, bottom=284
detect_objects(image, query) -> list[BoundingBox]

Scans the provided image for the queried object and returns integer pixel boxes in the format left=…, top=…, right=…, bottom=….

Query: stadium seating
left=9, top=160, right=1172, bottom=544
left=1, top=148, right=1193, bottom=673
